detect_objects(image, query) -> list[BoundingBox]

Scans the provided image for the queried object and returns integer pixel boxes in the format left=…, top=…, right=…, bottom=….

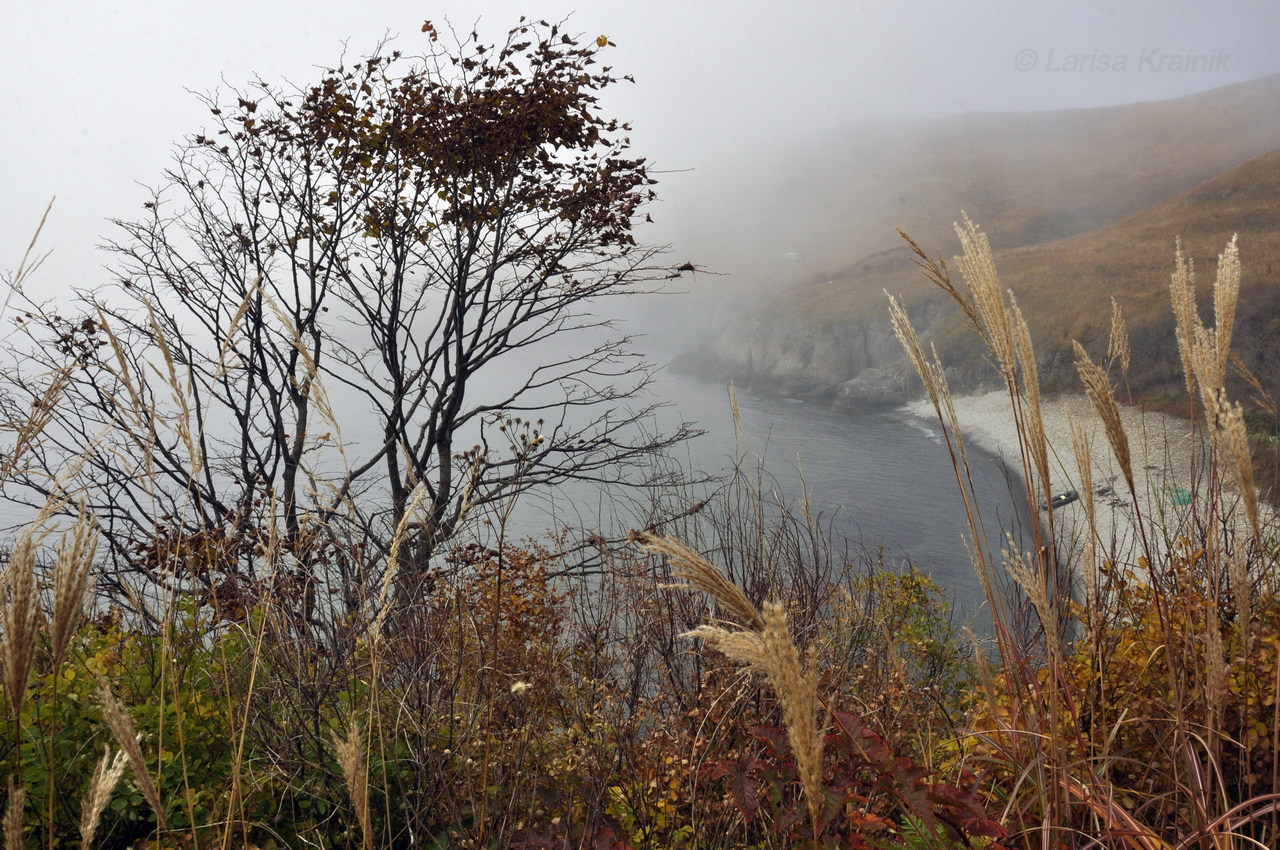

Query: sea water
left=0, top=366, right=1030, bottom=628
left=632, top=370, right=1031, bottom=624
left=505, top=368, right=1032, bottom=628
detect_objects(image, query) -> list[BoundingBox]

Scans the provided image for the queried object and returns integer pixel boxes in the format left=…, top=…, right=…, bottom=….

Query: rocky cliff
left=671, top=295, right=953, bottom=408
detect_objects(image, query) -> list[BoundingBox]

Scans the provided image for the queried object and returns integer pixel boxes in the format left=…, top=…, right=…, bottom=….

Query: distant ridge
left=677, top=71, right=1280, bottom=313
left=677, top=111, right=1280, bottom=407
left=821, top=72, right=1280, bottom=259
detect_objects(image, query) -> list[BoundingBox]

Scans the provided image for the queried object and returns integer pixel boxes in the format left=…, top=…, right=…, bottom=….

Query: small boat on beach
left=1039, top=489, right=1079, bottom=511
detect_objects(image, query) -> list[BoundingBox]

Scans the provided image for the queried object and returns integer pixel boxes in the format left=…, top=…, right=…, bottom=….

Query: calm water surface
left=1, top=365, right=1029, bottom=626
left=511, top=369, right=1031, bottom=626
left=638, top=371, right=1029, bottom=623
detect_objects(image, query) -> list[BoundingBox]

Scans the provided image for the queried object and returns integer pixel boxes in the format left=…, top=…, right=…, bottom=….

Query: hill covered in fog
left=671, top=72, right=1280, bottom=407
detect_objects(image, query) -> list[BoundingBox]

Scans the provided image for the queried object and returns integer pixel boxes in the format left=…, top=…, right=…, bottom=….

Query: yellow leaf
left=596, top=35, right=609, bottom=47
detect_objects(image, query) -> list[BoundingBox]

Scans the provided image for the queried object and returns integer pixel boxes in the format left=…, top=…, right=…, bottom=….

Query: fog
left=2, top=0, right=1279, bottom=596
left=4, top=0, right=1280, bottom=353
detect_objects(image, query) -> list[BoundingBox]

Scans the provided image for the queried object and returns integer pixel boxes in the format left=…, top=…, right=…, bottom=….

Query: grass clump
left=889, top=218, right=1280, bottom=847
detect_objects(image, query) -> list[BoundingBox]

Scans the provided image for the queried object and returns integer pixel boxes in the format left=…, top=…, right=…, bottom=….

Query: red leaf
left=829, top=710, right=892, bottom=764
left=927, top=781, right=1009, bottom=838
left=750, top=723, right=792, bottom=756
left=774, top=798, right=808, bottom=836
left=724, top=759, right=765, bottom=823
left=585, top=822, right=635, bottom=850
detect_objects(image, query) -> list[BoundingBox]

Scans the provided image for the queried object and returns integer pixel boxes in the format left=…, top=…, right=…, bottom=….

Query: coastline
left=901, top=390, right=1204, bottom=567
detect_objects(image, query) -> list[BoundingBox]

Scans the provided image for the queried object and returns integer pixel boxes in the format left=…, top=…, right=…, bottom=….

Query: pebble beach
left=902, top=390, right=1207, bottom=568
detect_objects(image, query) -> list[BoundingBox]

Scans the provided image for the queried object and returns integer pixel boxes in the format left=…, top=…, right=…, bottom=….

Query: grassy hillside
left=855, top=71, right=1280, bottom=256
left=752, top=145, right=1280, bottom=402
left=673, top=72, right=1280, bottom=329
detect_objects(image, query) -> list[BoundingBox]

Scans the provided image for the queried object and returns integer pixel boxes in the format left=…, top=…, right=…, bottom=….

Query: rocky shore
left=667, top=285, right=956, bottom=409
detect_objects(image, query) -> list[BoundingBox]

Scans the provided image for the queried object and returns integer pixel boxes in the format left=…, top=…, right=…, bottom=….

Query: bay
left=521, top=368, right=1032, bottom=627
left=0, top=359, right=1031, bottom=628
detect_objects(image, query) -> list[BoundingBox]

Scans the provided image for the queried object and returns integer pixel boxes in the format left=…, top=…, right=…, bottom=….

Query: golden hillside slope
left=682, top=148, right=1280, bottom=407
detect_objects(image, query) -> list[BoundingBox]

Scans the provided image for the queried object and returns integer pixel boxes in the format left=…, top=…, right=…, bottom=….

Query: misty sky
left=4, top=0, right=1280, bottom=294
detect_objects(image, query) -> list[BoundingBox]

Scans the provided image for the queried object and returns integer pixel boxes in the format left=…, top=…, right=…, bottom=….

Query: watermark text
left=1014, top=47, right=1234, bottom=73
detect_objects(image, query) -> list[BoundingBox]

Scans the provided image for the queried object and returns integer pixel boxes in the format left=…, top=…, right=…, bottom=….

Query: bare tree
left=0, top=20, right=698, bottom=614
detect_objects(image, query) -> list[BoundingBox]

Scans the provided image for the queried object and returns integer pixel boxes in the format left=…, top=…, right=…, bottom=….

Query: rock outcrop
left=671, top=296, right=949, bottom=408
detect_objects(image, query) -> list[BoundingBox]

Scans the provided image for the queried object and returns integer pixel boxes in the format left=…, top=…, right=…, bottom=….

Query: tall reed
left=893, top=219, right=1280, bottom=847
left=636, top=531, right=826, bottom=829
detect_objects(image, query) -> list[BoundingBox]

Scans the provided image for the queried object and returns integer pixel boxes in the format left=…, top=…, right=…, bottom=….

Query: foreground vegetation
left=2, top=217, right=1278, bottom=849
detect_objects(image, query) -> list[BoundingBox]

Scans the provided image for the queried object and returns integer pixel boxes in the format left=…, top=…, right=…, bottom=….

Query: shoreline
left=900, top=390, right=1204, bottom=567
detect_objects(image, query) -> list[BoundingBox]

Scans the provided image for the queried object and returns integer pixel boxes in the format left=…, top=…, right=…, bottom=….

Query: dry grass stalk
left=1220, top=401, right=1261, bottom=546
left=2, top=532, right=42, bottom=717
left=268, top=296, right=340, bottom=432
left=97, top=679, right=171, bottom=831
left=1230, top=350, right=1278, bottom=419
left=1108, top=296, right=1131, bottom=378
left=453, top=448, right=488, bottom=529
left=50, top=506, right=99, bottom=668
left=1212, top=235, right=1240, bottom=388
left=955, top=214, right=1018, bottom=381
left=1172, top=235, right=1260, bottom=547
left=635, top=532, right=763, bottom=630
left=1173, top=236, right=1236, bottom=428
left=641, top=533, right=824, bottom=828
left=1073, top=341, right=1135, bottom=501
left=889, top=295, right=980, bottom=488
left=888, top=293, right=939, bottom=407
left=759, top=602, right=824, bottom=829
left=1067, top=409, right=1099, bottom=620
left=896, top=227, right=983, bottom=332
left=80, top=746, right=128, bottom=848
left=1170, top=239, right=1201, bottom=403
left=1172, top=236, right=1260, bottom=554
left=1009, top=295, right=1049, bottom=498
left=1192, top=329, right=1225, bottom=428
left=684, top=601, right=825, bottom=830
left=98, top=316, right=152, bottom=437
left=1003, top=536, right=1062, bottom=665
left=932, top=350, right=966, bottom=457
left=682, top=624, right=765, bottom=666
left=333, top=723, right=371, bottom=850
left=0, top=365, right=72, bottom=483
left=211, top=277, right=260, bottom=383
left=1204, top=616, right=1228, bottom=762
left=4, top=197, right=55, bottom=297
left=144, top=302, right=208, bottom=484
left=891, top=296, right=1006, bottom=618
left=905, top=221, right=1022, bottom=610
left=370, top=484, right=430, bottom=638
left=4, top=779, right=23, bottom=850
